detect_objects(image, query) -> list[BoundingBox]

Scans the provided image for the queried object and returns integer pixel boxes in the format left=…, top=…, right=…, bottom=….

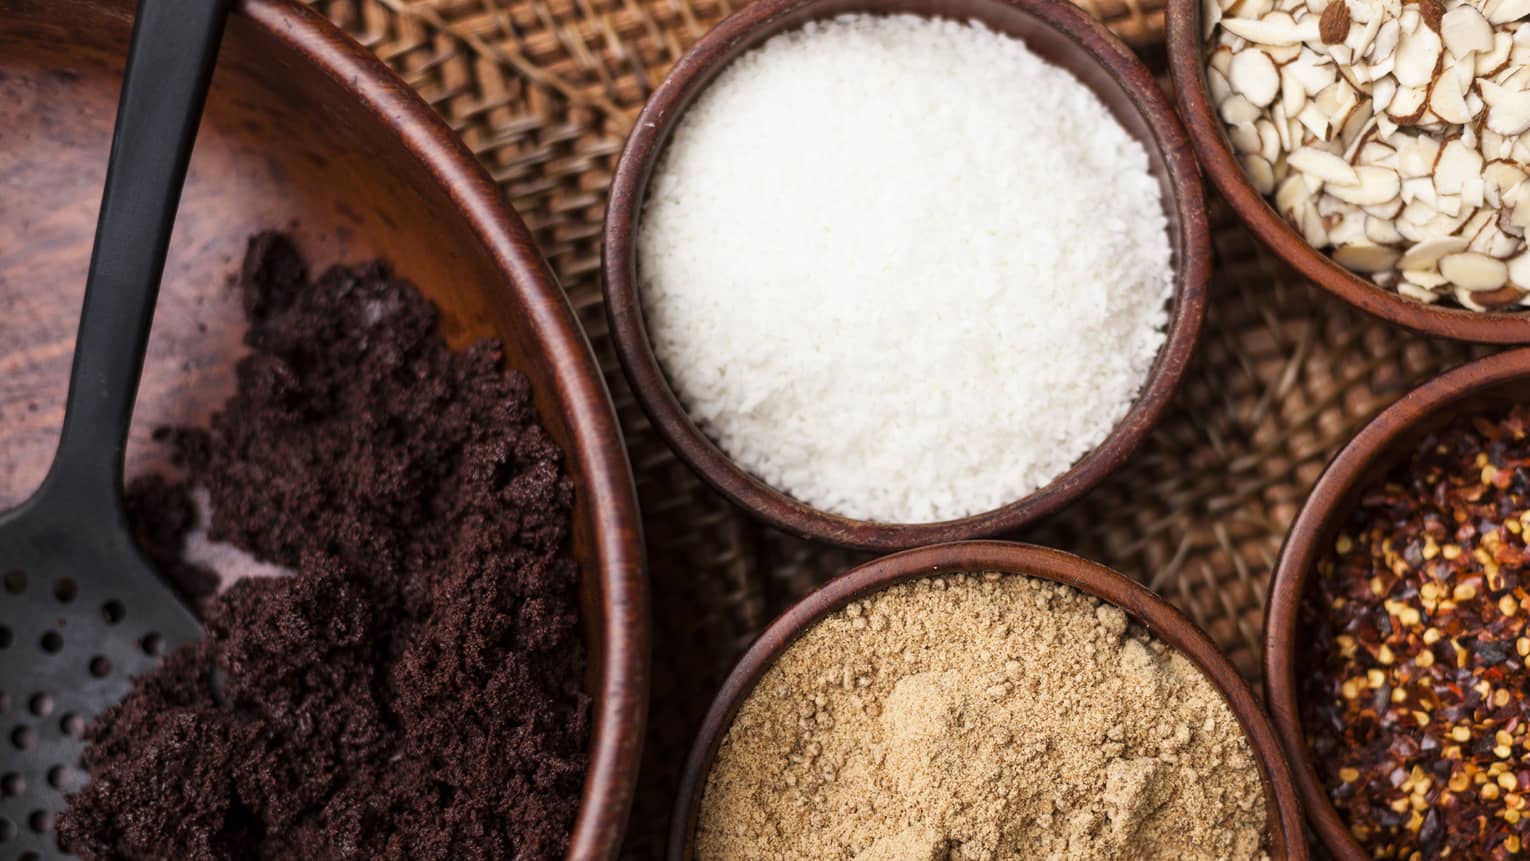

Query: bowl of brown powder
left=0, top=2, right=646, bottom=858
left=671, top=541, right=1306, bottom=860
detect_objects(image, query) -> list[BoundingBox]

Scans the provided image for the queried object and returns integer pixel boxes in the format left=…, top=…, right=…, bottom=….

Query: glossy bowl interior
left=0, top=1, right=646, bottom=857
left=603, top=0, right=1211, bottom=552
left=1265, top=348, right=1530, bottom=859
left=671, top=541, right=1308, bottom=860
left=1165, top=0, right=1530, bottom=343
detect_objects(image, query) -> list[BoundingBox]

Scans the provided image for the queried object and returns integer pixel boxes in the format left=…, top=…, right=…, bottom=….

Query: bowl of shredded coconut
left=603, top=0, right=1211, bottom=551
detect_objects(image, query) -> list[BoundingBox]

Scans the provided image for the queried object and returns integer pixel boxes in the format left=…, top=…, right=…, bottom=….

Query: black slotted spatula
left=0, top=0, right=232, bottom=856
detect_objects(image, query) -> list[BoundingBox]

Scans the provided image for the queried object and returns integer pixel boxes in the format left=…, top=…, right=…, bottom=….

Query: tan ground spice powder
left=696, top=573, right=1270, bottom=860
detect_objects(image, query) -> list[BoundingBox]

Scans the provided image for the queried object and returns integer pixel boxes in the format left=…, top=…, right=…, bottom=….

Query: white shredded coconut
left=637, top=14, right=1175, bottom=523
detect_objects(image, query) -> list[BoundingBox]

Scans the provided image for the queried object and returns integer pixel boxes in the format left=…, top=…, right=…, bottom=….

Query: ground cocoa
left=58, top=233, right=589, bottom=860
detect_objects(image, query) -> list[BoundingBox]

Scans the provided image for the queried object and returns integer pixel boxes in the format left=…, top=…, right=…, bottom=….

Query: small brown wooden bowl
left=1265, top=348, right=1530, bottom=859
left=602, top=0, right=1211, bottom=553
left=670, top=540, right=1309, bottom=860
left=0, top=1, right=647, bottom=857
left=1165, top=0, right=1530, bottom=343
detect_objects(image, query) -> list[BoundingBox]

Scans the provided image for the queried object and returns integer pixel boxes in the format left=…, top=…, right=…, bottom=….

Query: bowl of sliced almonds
left=1168, top=0, right=1530, bottom=341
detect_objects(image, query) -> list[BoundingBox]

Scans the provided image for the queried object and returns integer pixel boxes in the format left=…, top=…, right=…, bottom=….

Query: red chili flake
left=1301, top=404, right=1530, bottom=860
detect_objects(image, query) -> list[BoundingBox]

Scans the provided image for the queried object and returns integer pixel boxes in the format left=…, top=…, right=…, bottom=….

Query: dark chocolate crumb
left=61, top=233, right=588, bottom=861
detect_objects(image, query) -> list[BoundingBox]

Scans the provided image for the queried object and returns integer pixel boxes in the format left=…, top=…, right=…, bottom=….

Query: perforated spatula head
left=0, top=504, right=200, bottom=857
left=0, top=0, right=231, bottom=856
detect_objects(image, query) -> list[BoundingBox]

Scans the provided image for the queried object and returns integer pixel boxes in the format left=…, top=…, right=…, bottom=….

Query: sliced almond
left=1441, top=6, right=1494, bottom=56
left=1398, top=279, right=1444, bottom=302
left=1242, top=154, right=1278, bottom=193
left=1387, top=85, right=1430, bottom=122
left=1327, top=165, right=1403, bottom=203
left=1507, top=249, right=1530, bottom=285
left=1403, top=268, right=1452, bottom=287
left=1481, top=129, right=1514, bottom=162
left=1403, top=175, right=1437, bottom=205
left=1339, top=102, right=1376, bottom=150
left=1366, top=214, right=1407, bottom=243
left=1300, top=202, right=1330, bottom=245
left=1490, top=227, right=1521, bottom=256
left=1229, top=0, right=1276, bottom=19
left=1281, top=66, right=1311, bottom=114
left=1354, top=12, right=1384, bottom=51
left=1275, top=101, right=1297, bottom=150
left=1488, top=0, right=1530, bottom=25
left=1330, top=210, right=1369, bottom=245
left=1393, top=25, right=1444, bottom=86
left=1398, top=235, right=1470, bottom=267
left=1358, top=140, right=1397, bottom=167
left=1484, top=160, right=1528, bottom=192
left=1375, top=112, right=1399, bottom=139
left=1463, top=175, right=1488, bottom=208
left=1370, top=76, right=1398, bottom=113
left=1276, top=174, right=1315, bottom=215
left=1434, top=137, right=1485, bottom=194
left=1335, top=241, right=1404, bottom=270
left=1320, top=0, right=1352, bottom=42
left=1287, top=47, right=1338, bottom=92
left=1370, top=18, right=1401, bottom=60
left=1288, top=145, right=1363, bottom=183
left=1221, top=93, right=1265, bottom=124
left=1440, top=251, right=1510, bottom=288
left=1458, top=208, right=1497, bottom=240
left=1508, top=182, right=1530, bottom=227
left=1298, top=100, right=1335, bottom=137
left=1396, top=135, right=1442, bottom=177
left=1466, top=283, right=1529, bottom=308
left=1221, top=12, right=1319, bottom=43
left=1228, top=122, right=1263, bottom=154
left=1481, top=80, right=1530, bottom=133
left=1205, top=0, right=1226, bottom=39
left=1258, top=118, right=1283, bottom=161
left=1230, top=49, right=1283, bottom=106
left=1428, top=62, right=1476, bottom=125
left=1477, top=31, right=1515, bottom=74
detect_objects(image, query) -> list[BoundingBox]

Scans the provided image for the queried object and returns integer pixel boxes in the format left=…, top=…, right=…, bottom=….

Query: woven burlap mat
left=305, top=0, right=1495, bottom=854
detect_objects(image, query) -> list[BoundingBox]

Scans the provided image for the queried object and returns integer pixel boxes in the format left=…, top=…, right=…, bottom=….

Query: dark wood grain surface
left=0, top=1, right=648, bottom=857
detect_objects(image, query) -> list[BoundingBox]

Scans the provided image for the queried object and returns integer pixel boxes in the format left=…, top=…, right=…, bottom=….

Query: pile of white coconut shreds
left=637, top=14, right=1175, bottom=523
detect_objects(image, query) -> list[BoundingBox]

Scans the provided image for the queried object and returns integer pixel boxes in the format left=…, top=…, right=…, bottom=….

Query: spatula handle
left=43, top=0, right=233, bottom=508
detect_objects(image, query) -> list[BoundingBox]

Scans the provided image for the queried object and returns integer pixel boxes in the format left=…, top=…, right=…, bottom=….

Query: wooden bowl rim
left=670, top=540, right=1309, bottom=860
left=233, top=3, right=650, bottom=856
left=602, top=0, right=1212, bottom=552
left=1164, top=0, right=1530, bottom=344
left=1264, top=347, right=1530, bottom=860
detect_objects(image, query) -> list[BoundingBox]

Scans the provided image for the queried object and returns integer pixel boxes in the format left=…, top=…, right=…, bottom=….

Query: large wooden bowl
left=0, top=1, right=647, bottom=857
left=1265, top=348, right=1530, bottom=859
left=1166, top=0, right=1530, bottom=343
left=602, top=0, right=1211, bottom=552
left=671, top=541, right=1308, bottom=860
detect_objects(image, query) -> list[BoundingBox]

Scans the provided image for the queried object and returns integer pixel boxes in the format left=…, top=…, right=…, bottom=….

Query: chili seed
left=1301, top=405, right=1530, bottom=860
